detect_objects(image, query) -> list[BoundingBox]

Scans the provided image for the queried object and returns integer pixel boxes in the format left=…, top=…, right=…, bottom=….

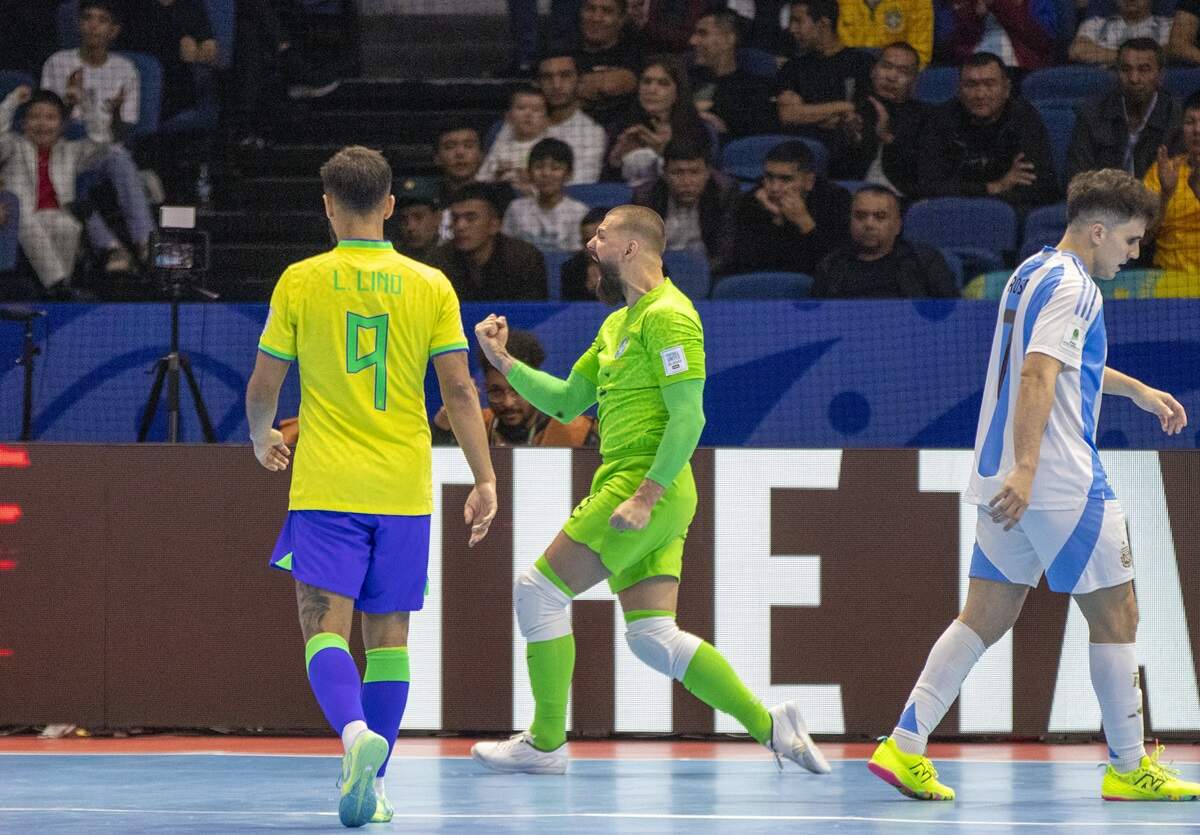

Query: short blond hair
left=607, top=205, right=666, bottom=255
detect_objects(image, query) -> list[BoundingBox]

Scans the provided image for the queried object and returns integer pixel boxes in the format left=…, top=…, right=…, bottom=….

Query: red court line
left=0, top=736, right=1195, bottom=761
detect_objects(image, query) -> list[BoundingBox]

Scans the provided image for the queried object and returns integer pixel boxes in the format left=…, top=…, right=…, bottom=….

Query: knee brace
left=514, top=564, right=572, bottom=642
left=625, top=616, right=701, bottom=681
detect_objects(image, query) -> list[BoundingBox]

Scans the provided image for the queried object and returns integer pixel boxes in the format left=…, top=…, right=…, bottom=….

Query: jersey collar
left=337, top=239, right=393, bottom=249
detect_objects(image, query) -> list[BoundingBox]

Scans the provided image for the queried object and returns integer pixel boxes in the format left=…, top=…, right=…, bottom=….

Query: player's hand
left=65, top=69, right=83, bottom=107
left=989, top=465, right=1034, bottom=530
left=1133, top=385, right=1188, bottom=435
left=610, top=495, right=653, bottom=532
left=180, top=36, right=200, bottom=63
left=869, top=96, right=894, bottom=144
left=1157, top=145, right=1179, bottom=196
left=464, top=481, right=497, bottom=547
left=475, top=314, right=510, bottom=361
left=994, top=153, right=1037, bottom=194
left=8, top=84, right=32, bottom=106
left=252, top=428, right=291, bottom=471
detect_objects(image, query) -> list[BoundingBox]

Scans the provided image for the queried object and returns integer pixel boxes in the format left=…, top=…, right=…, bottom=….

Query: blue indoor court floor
left=0, top=738, right=1197, bottom=833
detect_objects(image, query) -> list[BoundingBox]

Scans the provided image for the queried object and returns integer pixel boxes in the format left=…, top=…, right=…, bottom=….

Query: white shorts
left=969, top=498, right=1133, bottom=595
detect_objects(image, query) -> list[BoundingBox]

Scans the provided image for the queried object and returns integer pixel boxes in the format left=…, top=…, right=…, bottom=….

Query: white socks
left=341, top=719, right=369, bottom=752
left=893, top=619, right=986, bottom=755
left=1089, top=642, right=1146, bottom=773
left=374, top=777, right=387, bottom=799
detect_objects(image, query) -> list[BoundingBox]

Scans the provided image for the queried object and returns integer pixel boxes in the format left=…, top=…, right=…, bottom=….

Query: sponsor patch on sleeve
left=1059, top=315, right=1087, bottom=353
left=661, top=345, right=688, bottom=376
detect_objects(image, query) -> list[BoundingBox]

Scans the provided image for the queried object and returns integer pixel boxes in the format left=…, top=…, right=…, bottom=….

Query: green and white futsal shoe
left=768, top=701, right=831, bottom=774
left=339, top=730, right=389, bottom=828
left=471, top=731, right=569, bottom=774
left=370, top=793, right=394, bottom=823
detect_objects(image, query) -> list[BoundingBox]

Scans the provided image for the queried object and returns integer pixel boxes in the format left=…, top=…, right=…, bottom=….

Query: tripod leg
left=179, top=354, right=217, bottom=443
left=137, top=359, right=169, bottom=442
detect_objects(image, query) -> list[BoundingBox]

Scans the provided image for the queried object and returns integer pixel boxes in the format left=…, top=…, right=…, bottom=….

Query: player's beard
left=596, top=260, right=625, bottom=306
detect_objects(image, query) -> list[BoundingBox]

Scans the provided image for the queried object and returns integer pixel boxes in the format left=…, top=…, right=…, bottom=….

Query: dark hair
left=436, top=123, right=482, bottom=145
left=24, top=90, right=69, bottom=120
left=853, top=183, right=901, bottom=211
left=537, top=50, right=578, bottom=69
left=1118, top=37, right=1165, bottom=69
left=529, top=137, right=574, bottom=170
left=320, top=146, right=393, bottom=214
left=594, top=0, right=628, bottom=14
left=635, top=54, right=707, bottom=146
left=581, top=206, right=609, bottom=226
left=448, top=182, right=502, bottom=217
left=765, top=139, right=814, bottom=171
left=663, top=136, right=709, bottom=164
left=1066, top=168, right=1158, bottom=227
left=1185, top=89, right=1200, bottom=114
left=80, top=0, right=122, bottom=23
left=793, top=0, right=838, bottom=28
left=881, top=41, right=920, bottom=67
left=480, top=329, right=545, bottom=372
left=963, top=51, right=1006, bottom=73
left=511, top=84, right=547, bottom=106
left=697, top=8, right=742, bottom=45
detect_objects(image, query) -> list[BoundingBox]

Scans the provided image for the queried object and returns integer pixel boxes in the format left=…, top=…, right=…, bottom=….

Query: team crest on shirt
left=1120, top=539, right=1133, bottom=568
left=884, top=8, right=903, bottom=30
left=614, top=337, right=630, bottom=359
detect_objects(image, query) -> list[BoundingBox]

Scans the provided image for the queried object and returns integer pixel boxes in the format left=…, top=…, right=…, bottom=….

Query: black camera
left=151, top=206, right=209, bottom=279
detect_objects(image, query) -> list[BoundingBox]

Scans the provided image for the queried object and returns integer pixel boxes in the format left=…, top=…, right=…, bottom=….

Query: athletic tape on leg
left=625, top=616, right=701, bottom=680
left=515, top=564, right=573, bottom=642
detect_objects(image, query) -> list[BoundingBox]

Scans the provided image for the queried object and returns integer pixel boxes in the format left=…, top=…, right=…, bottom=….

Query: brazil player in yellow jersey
left=469, top=205, right=830, bottom=775
left=246, top=146, right=497, bottom=828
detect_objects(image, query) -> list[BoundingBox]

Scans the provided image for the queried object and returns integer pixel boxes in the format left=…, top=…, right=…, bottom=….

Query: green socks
left=527, top=633, right=575, bottom=751
left=682, top=641, right=773, bottom=745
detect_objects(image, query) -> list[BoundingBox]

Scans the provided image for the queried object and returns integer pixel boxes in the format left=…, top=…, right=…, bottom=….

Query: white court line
left=0, top=808, right=1196, bottom=828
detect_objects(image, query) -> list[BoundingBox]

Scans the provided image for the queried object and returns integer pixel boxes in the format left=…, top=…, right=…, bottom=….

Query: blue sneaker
left=339, top=731, right=388, bottom=828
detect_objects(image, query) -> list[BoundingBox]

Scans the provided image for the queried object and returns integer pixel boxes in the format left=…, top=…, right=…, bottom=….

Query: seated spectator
left=776, top=0, right=875, bottom=163
left=477, top=86, right=550, bottom=192
left=1071, top=0, right=1171, bottom=65
left=537, top=52, right=608, bottom=183
left=916, top=52, right=1057, bottom=209
left=1168, top=0, right=1200, bottom=65
left=502, top=138, right=590, bottom=251
left=433, top=329, right=599, bottom=446
left=688, top=8, right=777, bottom=139
left=561, top=206, right=607, bottom=299
left=937, top=0, right=1057, bottom=70
left=573, top=0, right=645, bottom=125
left=41, top=1, right=139, bottom=144
left=814, top=185, right=958, bottom=297
left=392, top=182, right=441, bottom=264
left=432, top=183, right=548, bottom=300
left=1143, top=92, right=1200, bottom=277
left=605, top=54, right=708, bottom=186
left=632, top=137, right=739, bottom=268
left=838, top=0, right=933, bottom=66
left=1067, top=38, right=1180, bottom=182
left=837, top=41, right=926, bottom=194
left=720, top=139, right=851, bottom=276
left=433, top=125, right=513, bottom=241
left=0, top=86, right=154, bottom=296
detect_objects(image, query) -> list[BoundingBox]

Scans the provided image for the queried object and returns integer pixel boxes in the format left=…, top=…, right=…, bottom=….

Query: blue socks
left=362, top=647, right=411, bottom=777
left=305, top=633, right=367, bottom=738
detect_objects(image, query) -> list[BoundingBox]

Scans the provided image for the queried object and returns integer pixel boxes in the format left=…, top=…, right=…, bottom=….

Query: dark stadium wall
left=1, top=445, right=1197, bottom=739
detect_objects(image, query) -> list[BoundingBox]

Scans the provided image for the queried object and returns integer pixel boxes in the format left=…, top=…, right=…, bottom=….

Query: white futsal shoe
left=767, top=701, right=831, bottom=774
left=471, top=731, right=569, bottom=775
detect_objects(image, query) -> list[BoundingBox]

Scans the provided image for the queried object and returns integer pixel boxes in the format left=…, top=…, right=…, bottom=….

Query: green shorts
left=561, top=455, right=697, bottom=593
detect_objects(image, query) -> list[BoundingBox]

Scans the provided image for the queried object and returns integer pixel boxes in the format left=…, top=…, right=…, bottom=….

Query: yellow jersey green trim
left=336, top=239, right=393, bottom=249
left=258, top=343, right=296, bottom=362
left=429, top=342, right=469, bottom=358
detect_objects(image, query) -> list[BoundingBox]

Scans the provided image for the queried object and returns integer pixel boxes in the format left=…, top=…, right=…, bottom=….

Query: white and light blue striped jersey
left=964, top=247, right=1116, bottom=510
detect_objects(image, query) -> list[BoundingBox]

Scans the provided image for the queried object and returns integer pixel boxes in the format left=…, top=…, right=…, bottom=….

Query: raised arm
left=433, top=350, right=498, bottom=546
left=476, top=314, right=598, bottom=422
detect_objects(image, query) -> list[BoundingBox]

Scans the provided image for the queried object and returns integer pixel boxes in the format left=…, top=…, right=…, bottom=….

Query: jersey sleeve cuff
left=429, top=341, right=469, bottom=358
left=1024, top=344, right=1082, bottom=370
left=258, top=343, right=296, bottom=361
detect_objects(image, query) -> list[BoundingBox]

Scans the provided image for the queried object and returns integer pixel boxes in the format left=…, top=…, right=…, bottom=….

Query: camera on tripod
left=151, top=206, right=210, bottom=283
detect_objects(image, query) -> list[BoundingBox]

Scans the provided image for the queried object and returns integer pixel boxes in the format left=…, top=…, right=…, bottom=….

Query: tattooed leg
left=296, top=580, right=355, bottom=643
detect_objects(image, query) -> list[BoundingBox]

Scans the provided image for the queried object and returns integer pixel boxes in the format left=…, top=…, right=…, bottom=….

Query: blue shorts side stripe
left=1044, top=496, right=1106, bottom=593
left=969, top=542, right=1013, bottom=584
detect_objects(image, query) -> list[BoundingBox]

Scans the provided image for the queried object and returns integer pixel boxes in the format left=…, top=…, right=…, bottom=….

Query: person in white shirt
left=477, top=86, right=549, bottom=194
left=501, top=138, right=589, bottom=251
left=536, top=52, right=608, bottom=184
left=868, top=168, right=1198, bottom=803
left=1070, top=0, right=1172, bottom=66
left=41, top=0, right=140, bottom=144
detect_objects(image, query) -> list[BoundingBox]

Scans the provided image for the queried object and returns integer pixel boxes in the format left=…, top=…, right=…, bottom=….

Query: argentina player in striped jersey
left=868, top=169, right=1199, bottom=802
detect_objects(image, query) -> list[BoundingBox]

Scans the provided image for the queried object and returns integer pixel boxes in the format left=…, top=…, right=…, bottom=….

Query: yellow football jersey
left=259, top=240, right=468, bottom=514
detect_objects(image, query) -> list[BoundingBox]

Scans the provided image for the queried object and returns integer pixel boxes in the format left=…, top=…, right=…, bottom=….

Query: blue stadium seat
left=662, top=249, right=711, bottom=299
left=119, top=52, right=162, bottom=138
left=1020, top=202, right=1067, bottom=261
left=565, top=182, right=632, bottom=208
left=939, top=247, right=964, bottom=288
left=914, top=67, right=958, bottom=104
left=711, top=271, right=814, bottom=299
left=1034, top=104, right=1076, bottom=188
left=737, top=47, right=779, bottom=78
left=1166, top=68, right=1200, bottom=100
left=541, top=250, right=572, bottom=301
left=0, top=191, right=19, bottom=273
left=834, top=179, right=866, bottom=193
left=1021, top=66, right=1114, bottom=104
left=903, top=197, right=1018, bottom=255
left=719, top=134, right=828, bottom=181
